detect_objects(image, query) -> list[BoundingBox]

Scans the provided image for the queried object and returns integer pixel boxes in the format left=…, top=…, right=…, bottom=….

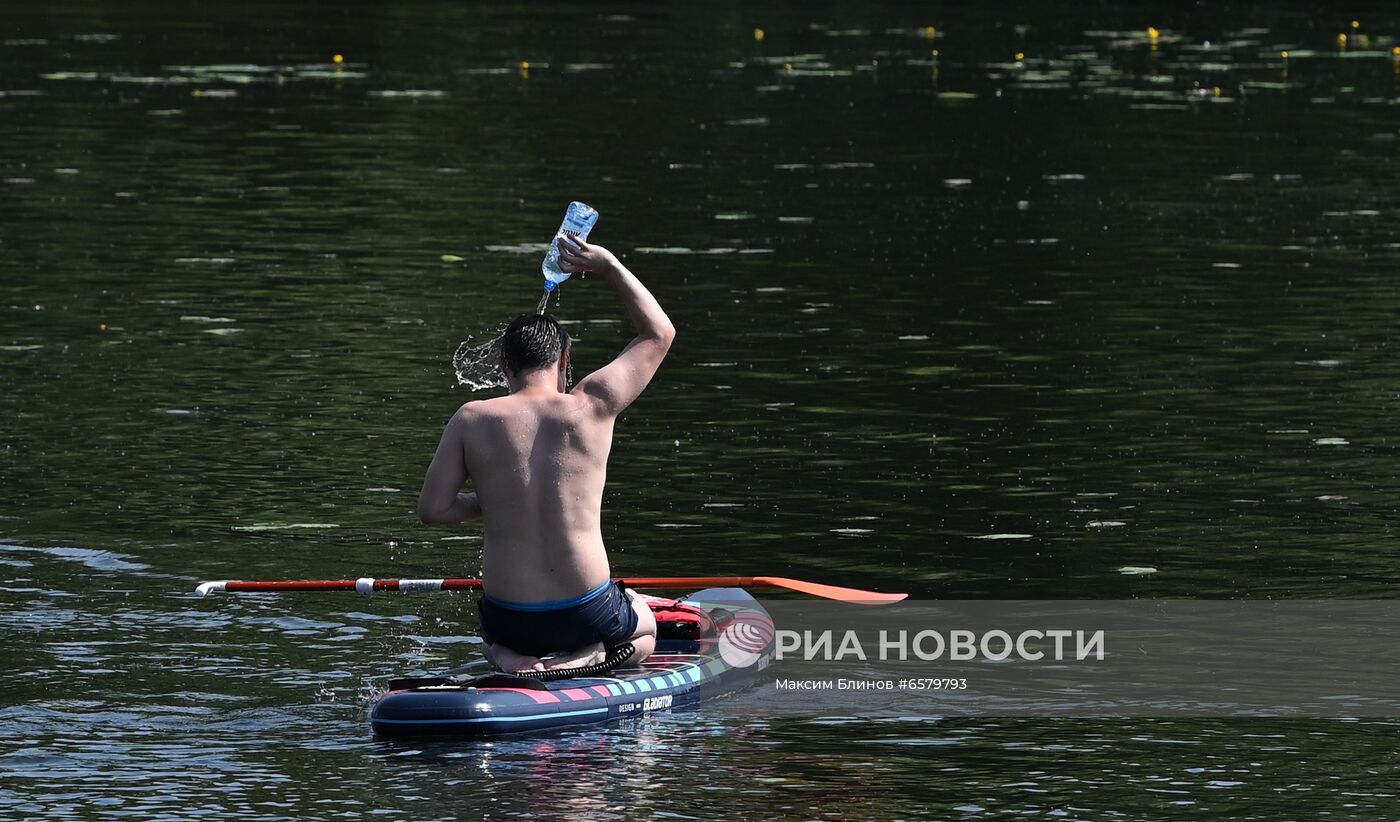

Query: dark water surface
left=4, top=1, right=1400, bottom=818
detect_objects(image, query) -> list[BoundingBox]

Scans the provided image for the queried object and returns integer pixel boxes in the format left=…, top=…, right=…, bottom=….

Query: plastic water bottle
left=541, top=201, right=599, bottom=292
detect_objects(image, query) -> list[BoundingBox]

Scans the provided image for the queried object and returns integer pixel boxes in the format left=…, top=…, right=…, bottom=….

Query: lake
left=3, top=1, right=1400, bottom=817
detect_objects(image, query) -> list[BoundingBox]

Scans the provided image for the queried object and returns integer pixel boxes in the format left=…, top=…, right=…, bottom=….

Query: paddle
left=194, top=575, right=906, bottom=605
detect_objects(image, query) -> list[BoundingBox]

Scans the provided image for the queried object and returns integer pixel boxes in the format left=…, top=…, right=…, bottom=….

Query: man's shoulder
left=452, top=395, right=532, bottom=421
left=567, top=384, right=622, bottom=418
left=455, top=392, right=594, bottom=424
left=452, top=397, right=500, bottom=418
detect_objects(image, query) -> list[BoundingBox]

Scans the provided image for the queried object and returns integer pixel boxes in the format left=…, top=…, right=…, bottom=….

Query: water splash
left=452, top=333, right=506, bottom=391
left=454, top=286, right=559, bottom=392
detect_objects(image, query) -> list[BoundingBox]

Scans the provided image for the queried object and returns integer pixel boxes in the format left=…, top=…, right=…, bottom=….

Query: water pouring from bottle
left=454, top=201, right=599, bottom=391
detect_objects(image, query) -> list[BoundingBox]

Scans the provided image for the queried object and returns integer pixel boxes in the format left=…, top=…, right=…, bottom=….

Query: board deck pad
left=370, top=588, right=775, bottom=737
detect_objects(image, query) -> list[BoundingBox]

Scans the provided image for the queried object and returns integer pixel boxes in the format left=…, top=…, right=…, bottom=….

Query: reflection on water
left=4, top=1, right=1400, bottom=817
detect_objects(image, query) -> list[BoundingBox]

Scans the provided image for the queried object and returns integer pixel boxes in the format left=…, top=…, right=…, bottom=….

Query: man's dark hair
left=500, top=313, right=571, bottom=375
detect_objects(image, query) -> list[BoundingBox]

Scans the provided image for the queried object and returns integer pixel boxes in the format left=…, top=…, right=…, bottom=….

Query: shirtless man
left=417, top=235, right=674, bottom=673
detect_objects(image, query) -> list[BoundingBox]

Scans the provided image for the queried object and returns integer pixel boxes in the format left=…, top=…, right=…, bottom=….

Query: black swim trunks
left=478, top=579, right=639, bottom=659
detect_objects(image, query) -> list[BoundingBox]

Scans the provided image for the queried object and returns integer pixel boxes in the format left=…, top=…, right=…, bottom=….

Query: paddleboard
left=370, top=587, right=775, bottom=737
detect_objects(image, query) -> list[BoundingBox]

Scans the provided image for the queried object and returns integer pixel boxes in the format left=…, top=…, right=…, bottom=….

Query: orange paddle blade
left=618, top=576, right=907, bottom=605
left=751, top=576, right=907, bottom=605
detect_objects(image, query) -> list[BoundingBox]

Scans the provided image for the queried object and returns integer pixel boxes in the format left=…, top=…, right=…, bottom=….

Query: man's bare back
left=454, top=389, right=616, bottom=603
left=417, top=235, right=674, bottom=672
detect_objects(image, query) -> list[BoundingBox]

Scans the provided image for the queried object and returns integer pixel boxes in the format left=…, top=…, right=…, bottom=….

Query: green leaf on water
left=903, top=365, right=960, bottom=376
left=42, top=71, right=100, bottom=81
left=440, top=254, right=464, bottom=263
left=1118, top=566, right=1158, bottom=575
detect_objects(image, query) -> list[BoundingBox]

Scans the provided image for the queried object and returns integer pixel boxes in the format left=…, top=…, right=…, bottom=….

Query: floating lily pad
left=232, top=523, right=341, bottom=532
left=484, top=242, right=549, bottom=254
left=370, top=89, right=447, bottom=99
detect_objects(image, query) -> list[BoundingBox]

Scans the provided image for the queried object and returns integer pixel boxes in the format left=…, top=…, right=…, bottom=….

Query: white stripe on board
left=375, top=707, right=609, bottom=725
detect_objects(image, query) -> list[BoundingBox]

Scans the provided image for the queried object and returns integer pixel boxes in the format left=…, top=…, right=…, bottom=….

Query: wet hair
left=500, top=313, right=570, bottom=376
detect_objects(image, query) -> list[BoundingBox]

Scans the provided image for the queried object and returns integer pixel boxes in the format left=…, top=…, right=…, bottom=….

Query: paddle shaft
left=195, top=575, right=906, bottom=603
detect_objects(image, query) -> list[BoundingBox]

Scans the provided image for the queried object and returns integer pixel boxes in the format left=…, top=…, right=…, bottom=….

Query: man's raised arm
left=559, top=236, right=676, bottom=416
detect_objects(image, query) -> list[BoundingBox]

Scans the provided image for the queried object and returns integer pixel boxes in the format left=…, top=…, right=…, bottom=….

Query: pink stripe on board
left=560, top=688, right=593, bottom=702
left=493, top=687, right=560, bottom=705
left=591, top=685, right=612, bottom=697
